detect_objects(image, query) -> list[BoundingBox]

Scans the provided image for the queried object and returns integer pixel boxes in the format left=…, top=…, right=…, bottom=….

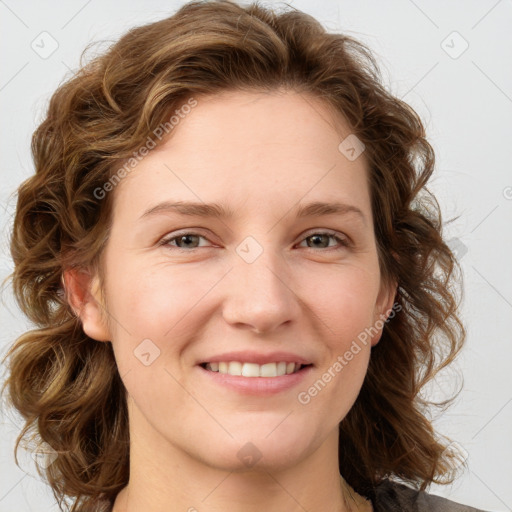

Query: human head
left=3, top=1, right=465, bottom=509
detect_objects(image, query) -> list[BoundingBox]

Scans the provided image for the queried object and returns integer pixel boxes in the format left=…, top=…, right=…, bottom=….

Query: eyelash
left=158, top=230, right=351, bottom=252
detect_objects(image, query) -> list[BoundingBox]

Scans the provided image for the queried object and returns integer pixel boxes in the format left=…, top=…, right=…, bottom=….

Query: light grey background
left=0, top=1, right=511, bottom=511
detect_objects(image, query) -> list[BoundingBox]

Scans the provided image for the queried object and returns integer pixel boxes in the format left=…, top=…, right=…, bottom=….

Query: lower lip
left=197, top=365, right=314, bottom=395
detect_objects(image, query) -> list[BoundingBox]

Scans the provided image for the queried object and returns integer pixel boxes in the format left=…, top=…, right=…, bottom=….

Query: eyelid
left=300, top=228, right=348, bottom=241
left=158, top=229, right=214, bottom=248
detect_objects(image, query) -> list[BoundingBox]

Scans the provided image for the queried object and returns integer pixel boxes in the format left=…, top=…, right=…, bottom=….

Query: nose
left=221, top=242, right=300, bottom=334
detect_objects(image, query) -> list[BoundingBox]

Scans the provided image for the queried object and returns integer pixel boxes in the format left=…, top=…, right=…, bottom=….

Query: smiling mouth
left=200, top=361, right=312, bottom=377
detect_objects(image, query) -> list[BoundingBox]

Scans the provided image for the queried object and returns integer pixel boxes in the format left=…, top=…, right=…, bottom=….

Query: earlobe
left=370, top=277, right=398, bottom=347
left=62, top=268, right=111, bottom=342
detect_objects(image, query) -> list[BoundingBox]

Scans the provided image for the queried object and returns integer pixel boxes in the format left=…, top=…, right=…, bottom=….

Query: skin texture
left=65, top=89, right=395, bottom=512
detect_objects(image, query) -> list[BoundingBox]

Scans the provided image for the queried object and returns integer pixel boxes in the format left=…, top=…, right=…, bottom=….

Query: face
left=74, top=89, right=396, bottom=473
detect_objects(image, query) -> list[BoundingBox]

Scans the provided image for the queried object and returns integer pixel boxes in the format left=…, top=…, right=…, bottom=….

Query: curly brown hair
left=2, top=0, right=466, bottom=510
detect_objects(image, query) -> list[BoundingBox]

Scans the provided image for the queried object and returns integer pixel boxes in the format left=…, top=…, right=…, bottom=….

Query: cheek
left=103, top=257, right=224, bottom=381
left=300, top=265, right=378, bottom=397
left=105, top=256, right=207, bottom=332
left=303, top=263, right=380, bottom=337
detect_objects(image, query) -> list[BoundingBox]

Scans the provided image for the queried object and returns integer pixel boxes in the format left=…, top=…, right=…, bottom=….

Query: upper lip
left=198, top=351, right=313, bottom=366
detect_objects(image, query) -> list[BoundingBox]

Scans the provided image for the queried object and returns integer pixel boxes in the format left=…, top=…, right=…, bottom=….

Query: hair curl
left=2, top=0, right=466, bottom=510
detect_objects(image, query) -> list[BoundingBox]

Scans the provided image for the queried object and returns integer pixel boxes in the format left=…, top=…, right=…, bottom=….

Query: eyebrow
left=139, top=200, right=367, bottom=225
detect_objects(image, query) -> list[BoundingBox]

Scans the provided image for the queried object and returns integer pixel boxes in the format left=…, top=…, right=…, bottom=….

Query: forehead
left=110, top=89, right=370, bottom=222
left=157, top=88, right=355, bottom=156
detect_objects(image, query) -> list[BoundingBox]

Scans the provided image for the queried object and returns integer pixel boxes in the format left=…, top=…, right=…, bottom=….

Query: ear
left=370, top=276, right=398, bottom=347
left=62, top=268, right=111, bottom=342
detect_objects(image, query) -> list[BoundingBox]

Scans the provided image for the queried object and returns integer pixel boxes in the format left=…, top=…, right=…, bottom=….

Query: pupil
left=180, top=235, right=197, bottom=247
left=310, top=234, right=328, bottom=248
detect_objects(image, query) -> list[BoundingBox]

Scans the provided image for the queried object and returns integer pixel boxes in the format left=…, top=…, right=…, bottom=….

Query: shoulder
left=372, top=479, right=490, bottom=512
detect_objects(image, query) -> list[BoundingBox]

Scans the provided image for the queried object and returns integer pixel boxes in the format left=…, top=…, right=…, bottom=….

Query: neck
left=112, top=404, right=369, bottom=512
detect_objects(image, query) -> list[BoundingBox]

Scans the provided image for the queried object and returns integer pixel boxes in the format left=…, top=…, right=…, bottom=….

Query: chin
left=189, top=425, right=320, bottom=473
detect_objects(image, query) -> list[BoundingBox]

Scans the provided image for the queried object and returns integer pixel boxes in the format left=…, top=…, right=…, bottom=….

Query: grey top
left=372, top=480, right=490, bottom=512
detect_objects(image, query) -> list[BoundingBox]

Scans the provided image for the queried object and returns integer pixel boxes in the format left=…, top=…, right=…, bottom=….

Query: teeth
left=228, top=361, right=242, bottom=376
left=205, top=361, right=304, bottom=377
left=242, top=363, right=260, bottom=377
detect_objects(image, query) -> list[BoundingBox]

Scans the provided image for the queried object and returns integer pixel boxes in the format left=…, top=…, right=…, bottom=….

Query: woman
left=2, top=1, right=489, bottom=510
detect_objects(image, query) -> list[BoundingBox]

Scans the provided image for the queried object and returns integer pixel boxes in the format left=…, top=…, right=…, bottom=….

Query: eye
left=158, top=230, right=351, bottom=251
left=297, top=231, right=350, bottom=250
left=159, top=232, right=212, bottom=250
